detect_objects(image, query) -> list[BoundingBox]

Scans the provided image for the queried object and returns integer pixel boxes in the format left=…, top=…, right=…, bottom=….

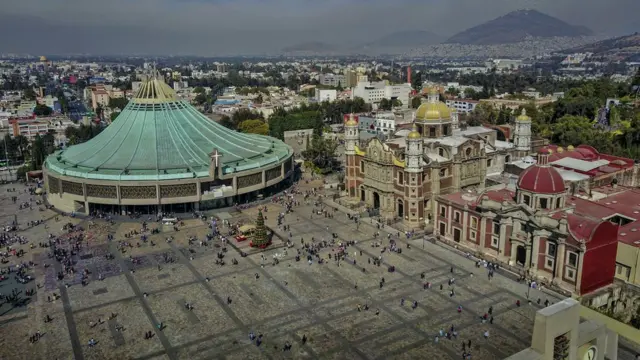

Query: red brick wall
left=580, top=221, right=618, bottom=295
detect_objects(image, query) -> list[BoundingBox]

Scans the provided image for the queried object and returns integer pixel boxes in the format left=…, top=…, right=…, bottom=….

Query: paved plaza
left=8, top=181, right=638, bottom=359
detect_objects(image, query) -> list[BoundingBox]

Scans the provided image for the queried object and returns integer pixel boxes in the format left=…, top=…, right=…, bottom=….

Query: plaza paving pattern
left=1, top=191, right=563, bottom=360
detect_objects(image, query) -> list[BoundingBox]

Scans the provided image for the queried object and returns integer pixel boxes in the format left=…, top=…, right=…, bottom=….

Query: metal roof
left=45, top=75, right=292, bottom=181
left=551, top=157, right=609, bottom=172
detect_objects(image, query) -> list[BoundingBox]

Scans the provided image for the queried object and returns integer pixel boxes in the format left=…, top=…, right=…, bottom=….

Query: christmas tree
left=251, top=210, right=270, bottom=248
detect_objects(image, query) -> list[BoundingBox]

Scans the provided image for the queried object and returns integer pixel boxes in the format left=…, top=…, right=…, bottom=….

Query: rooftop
left=45, top=73, right=292, bottom=181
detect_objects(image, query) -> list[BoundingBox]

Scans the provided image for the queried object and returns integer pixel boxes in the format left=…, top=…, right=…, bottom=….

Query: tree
left=302, top=136, right=339, bottom=173
left=110, top=112, right=120, bottom=122
left=108, top=97, right=129, bottom=110
left=411, top=71, right=423, bottom=91
left=379, top=98, right=392, bottom=111
left=30, top=134, right=46, bottom=170
left=254, top=93, right=263, bottom=105
left=238, top=119, right=269, bottom=135
left=194, top=93, right=208, bottom=106
left=550, top=115, right=597, bottom=146
left=64, top=124, right=103, bottom=145
left=391, top=99, right=403, bottom=108
left=33, top=104, right=53, bottom=116
left=13, top=135, right=29, bottom=161
left=411, top=96, right=422, bottom=109
left=23, top=88, right=37, bottom=101
left=193, top=86, right=205, bottom=94
left=446, top=87, right=460, bottom=97
left=467, top=102, right=497, bottom=125
left=251, top=210, right=270, bottom=248
left=464, top=88, right=480, bottom=100
left=219, top=115, right=235, bottom=129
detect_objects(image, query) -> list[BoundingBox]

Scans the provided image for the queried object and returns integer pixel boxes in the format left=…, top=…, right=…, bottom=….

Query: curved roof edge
left=45, top=150, right=292, bottom=181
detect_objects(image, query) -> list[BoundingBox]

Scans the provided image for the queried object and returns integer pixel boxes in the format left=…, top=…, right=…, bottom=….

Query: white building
left=351, top=81, right=411, bottom=109
left=315, top=88, right=337, bottom=102
left=319, top=74, right=347, bottom=88
left=445, top=99, right=479, bottom=114
left=374, top=112, right=396, bottom=135
left=486, top=59, right=524, bottom=72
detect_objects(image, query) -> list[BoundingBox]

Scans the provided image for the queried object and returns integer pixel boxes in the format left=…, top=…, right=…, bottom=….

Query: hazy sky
left=1, top=0, right=638, bottom=55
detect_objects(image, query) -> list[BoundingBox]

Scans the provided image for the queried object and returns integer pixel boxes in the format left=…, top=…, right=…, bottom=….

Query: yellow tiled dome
left=345, top=113, right=357, bottom=126
left=516, top=109, right=531, bottom=122
left=407, top=123, right=421, bottom=139
left=415, top=102, right=451, bottom=121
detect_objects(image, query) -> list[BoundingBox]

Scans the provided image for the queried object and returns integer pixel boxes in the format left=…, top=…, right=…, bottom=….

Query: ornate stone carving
left=48, top=176, right=60, bottom=194
left=120, top=186, right=156, bottom=199
left=61, top=180, right=83, bottom=196
left=160, top=183, right=197, bottom=198
left=265, top=167, right=281, bottom=182
left=237, top=173, right=262, bottom=189
left=86, top=184, right=117, bottom=199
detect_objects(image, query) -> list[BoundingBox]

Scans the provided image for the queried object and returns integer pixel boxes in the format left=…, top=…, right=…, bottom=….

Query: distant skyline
left=1, top=0, right=638, bottom=55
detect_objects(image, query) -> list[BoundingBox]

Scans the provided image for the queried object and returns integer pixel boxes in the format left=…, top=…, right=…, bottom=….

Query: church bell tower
left=514, top=109, right=532, bottom=158
left=344, top=113, right=360, bottom=198
left=403, top=123, right=424, bottom=228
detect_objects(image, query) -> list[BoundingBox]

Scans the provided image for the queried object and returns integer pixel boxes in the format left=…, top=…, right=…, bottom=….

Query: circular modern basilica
left=44, top=75, right=294, bottom=215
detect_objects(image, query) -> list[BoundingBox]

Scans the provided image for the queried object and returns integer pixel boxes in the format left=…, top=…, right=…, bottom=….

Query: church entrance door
left=516, top=245, right=526, bottom=266
left=361, top=188, right=366, bottom=202
left=373, top=192, right=380, bottom=209
left=397, top=200, right=404, bottom=218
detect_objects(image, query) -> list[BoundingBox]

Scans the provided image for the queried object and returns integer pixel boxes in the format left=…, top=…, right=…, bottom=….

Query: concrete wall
left=616, top=243, right=640, bottom=285
left=44, top=156, right=293, bottom=213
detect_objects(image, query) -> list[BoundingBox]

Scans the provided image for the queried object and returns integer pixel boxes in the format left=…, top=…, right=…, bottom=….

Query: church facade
left=344, top=90, right=530, bottom=229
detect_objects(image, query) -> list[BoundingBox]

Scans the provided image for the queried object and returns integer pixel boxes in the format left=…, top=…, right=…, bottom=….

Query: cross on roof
left=209, top=148, right=223, bottom=168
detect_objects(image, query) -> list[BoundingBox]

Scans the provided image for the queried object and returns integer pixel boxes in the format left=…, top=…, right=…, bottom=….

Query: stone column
left=452, top=162, right=461, bottom=193
left=531, top=235, right=540, bottom=270
left=462, top=205, right=468, bottom=243
left=498, top=218, right=511, bottom=257
left=479, top=216, right=487, bottom=249
left=525, top=236, right=532, bottom=268
left=555, top=240, right=566, bottom=281
left=576, top=245, right=586, bottom=294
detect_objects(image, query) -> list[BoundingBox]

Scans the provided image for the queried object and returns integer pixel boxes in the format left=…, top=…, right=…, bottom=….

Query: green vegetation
left=33, top=104, right=53, bottom=116
left=411, top=96, right=423, bottom=109
left=238, top=119, right=269, bottom=136
left=64, top=124, right=104, bottom=146
left=107, top=97, right=129, bottom=110
left=302, top=135, right=340, bottom=173
left=268, top=109, right=324, bottom=140
left=267, top=97, right=371, bottom=139
left=378, top=98, right=402, bottom=111
left=219, top=109, right=265, bottom=130
left=466, top=74, right=640, bottom=158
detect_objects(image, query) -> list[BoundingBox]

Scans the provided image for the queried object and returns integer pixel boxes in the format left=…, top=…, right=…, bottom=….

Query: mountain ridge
left=446, top=9, right=593, bottom=45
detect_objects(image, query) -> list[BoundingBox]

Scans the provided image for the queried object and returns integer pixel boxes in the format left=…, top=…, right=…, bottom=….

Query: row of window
left=522, top=194, right=563, bottom=209
left=615, top=263, right=631, bottom=280
left=358, top=161, right=449, bottom=180
left=441, top=209, right=580, bottom=279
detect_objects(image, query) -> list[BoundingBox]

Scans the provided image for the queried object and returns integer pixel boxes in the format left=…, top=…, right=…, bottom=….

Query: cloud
left=1, top=0, right=637, bottom=55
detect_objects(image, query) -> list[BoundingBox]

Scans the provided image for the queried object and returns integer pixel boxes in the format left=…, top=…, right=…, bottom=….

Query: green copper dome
left=45, top=75, right=292, bottom=181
